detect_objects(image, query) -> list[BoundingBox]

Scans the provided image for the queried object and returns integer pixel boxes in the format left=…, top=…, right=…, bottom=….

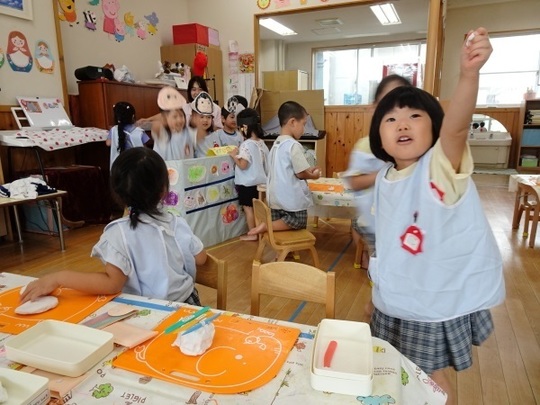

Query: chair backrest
left=251, top=260, right=335, bottom=319
left=195, top=253, right=228, bottom=310
left=252, top=198, right=277, bottom=246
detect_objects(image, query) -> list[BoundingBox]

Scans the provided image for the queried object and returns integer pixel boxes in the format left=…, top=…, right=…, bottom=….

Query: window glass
left=314, top=41, right=426, bottom=106
left=478, top=33, right=540, bottom=105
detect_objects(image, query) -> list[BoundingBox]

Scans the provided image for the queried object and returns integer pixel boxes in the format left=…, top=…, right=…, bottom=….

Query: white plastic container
left=310, top=319, right=373, bottom=396
left=0, top=368, right=50, bottom=405
left=5, top=320, right=114, bottom=377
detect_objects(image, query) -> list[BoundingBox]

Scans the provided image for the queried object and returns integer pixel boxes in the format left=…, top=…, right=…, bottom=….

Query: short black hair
left=237, top=108, right=263, bottom=139
left=369, top=86, right=444, bottom=164
left=278, top=101, right=307, bottom=127
left=187, top=76, right=209, bottom=102
left=374, top=74, right=412, bottom=103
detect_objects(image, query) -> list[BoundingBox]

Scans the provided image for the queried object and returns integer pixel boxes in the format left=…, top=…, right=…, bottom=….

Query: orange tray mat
left=113, top=307, right=301, bottom=394
left=308, top=182, right=345, bottom=193
left=0, top=287, right=118, bottom=335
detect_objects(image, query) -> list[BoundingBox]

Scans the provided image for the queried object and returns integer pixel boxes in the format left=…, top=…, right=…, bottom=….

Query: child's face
left=199, top=114, right=213, bottom=131
left=190, top=84, right=203, bottom=100
left=379, top=106, right=433, bottom=170
left=222, top=113, right=237, bottom=131
left=166, top=109, right=185, bottom=132
left=289, top=116, right=307, bottom=139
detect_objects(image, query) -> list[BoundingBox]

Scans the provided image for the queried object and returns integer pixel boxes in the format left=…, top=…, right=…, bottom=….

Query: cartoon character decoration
left=83, top=10, right=97, bottom=31
left=114, top=19, right=126, bottom=42
left=191, top=91, right=214, bottom=116
left=144, top=12, right=159, bottom=36
left=136, top=20, right=148, bottom=40
left=157, top=86, right=187, bottom=110
left=34, top=41, right=55, bottom=74
left=192, top=51, right=208, bottom=77
left=124, top=12, right=136, bottom=37
left=238, top=53, right=255, bottom=73
left=102, top=0, right=120, bottom=35
left=6, top=31, right=33, bottom=73
left=225, top=96, right=245, bottom=116
left=57, top=0, right=78, bottom=25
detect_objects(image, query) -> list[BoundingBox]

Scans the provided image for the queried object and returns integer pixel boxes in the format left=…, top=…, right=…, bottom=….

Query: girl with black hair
left=106, top=101, right=150, bottom=168
left=20, top=148, right=207, bottom=305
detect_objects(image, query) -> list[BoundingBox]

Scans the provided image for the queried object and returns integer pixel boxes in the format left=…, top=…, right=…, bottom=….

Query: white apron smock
left=370, top=149, right=505, bottom=322
left=234, top=139, right=268, bottom=187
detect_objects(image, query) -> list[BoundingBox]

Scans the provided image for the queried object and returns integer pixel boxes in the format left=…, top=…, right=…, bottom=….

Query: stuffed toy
left=193, top=51, right=208, bottom=77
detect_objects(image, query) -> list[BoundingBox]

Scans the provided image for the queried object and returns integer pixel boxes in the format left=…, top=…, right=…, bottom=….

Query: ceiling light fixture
left=259, top=18, right=298, bottom=36
left=370, top=3, right=401, bottom=25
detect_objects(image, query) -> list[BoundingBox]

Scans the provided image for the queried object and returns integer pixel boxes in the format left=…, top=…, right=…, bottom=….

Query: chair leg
left=524, top=206, right=531, bottom=237
left=529, top=206, right=539, bottom=248
left=354, top=239, right=364, bottom=269
left=277, top=250, right=290, bottom=262
left=254, top=239, right=267, bottom=263
left=308, top=246, right=320, bottom=269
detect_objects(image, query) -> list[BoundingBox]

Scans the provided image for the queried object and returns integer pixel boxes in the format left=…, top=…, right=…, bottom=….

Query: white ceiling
left=258, top=0, right=523, bottom=44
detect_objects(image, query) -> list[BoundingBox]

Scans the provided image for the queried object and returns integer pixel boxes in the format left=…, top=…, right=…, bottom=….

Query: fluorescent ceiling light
left=370, top=3, right=401, bottom=25
left=259, top=18, right=297, bottom=36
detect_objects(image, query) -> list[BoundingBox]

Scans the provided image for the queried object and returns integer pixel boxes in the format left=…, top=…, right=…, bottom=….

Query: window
left=313, top=41, right=426, bottom=106
left=478, top=32, right=540, bottom=105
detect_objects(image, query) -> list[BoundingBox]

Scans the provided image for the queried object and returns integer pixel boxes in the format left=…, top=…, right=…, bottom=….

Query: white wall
left=61, top=0, right=189, bottom=94
left=0, top=0, right=63, bottom=104
left=440, top=0, right=540, bottom=100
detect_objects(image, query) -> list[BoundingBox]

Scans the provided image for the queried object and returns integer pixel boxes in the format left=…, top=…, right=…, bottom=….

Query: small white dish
left=5, top=320, right=114, bottom=377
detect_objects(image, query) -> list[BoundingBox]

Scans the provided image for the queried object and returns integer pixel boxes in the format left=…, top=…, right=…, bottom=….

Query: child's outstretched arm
left=19, top=264, right=128, bottom=304
left=440, top=27, right=492, bottom=171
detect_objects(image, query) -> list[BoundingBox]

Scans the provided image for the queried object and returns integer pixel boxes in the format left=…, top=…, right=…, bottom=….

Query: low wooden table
left=0, top=190, right=68, bottom=251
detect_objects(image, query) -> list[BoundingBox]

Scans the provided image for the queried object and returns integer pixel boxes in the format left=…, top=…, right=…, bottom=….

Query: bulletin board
left=165, top=155, right=246, bottom=247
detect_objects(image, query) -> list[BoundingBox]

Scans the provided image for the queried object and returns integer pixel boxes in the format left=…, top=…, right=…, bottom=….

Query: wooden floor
left=2, top=174, right=539, bottom=404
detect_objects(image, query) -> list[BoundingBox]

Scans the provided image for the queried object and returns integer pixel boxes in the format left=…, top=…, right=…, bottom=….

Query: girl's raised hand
left=462, top=27, right=492, bottom=73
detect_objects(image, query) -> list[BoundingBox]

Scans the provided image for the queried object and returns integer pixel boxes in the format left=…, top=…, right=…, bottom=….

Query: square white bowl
left=5, top=320, right=114, bottom=377
left=310, top=319, right=373, bottom=396
left=0, top=368, right=50, bottom=405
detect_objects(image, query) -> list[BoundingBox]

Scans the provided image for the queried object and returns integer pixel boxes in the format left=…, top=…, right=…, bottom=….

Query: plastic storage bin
left=172, top=23, right=209, bottom=46
left=521, top=155, right=539, bottom=167
left=310, top=319, right=373, bottom=396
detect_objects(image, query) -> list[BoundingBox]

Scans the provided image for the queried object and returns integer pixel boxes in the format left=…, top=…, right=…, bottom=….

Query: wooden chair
left=195, top=253, right=228, bottom=310
left=251, top=260, right=335, bottom=319
left=512, top=182, right=539, bottom=248
left=252, top=198, right=320, bottom=268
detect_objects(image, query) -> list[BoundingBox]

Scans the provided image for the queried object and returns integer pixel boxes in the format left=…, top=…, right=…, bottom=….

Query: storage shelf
left=516, top=98, right=540, bottom=173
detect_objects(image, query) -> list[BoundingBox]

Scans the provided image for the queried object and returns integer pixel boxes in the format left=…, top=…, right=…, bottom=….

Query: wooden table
left=510, top=175, right=539, bottom=248
left=0, top=190, right=67, bottom=251
left=0, top=273, right=447, bottom=404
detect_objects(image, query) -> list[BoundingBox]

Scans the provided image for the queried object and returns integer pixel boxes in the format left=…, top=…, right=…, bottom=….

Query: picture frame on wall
left=0, top=0, right=33, bottom=20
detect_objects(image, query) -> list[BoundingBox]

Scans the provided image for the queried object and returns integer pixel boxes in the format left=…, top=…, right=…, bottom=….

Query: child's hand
left=462, top=27, right=492, bottom=74
left=228, top=146, right=239, bottom=157
left=19, top=275, right=59, bottom=304
left=310, top=167, right=322, bottom=179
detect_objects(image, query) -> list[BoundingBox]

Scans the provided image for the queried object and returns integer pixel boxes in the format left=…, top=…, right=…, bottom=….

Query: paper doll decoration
left=114, top=19, right=126, bottom=42
left=102, top=0, right=120, bottom=35
left=191, top=92, right=214, bottom=116
left=0, top=47, right=4, bottom=69
left=58, top=0, right=78, bottom=25
left=83, top=10, right=97, bottom=31
left=124, top=12, right=136, bottom=37
left=136, top=20, right=148, bottom=40
left=6, top=31, right=33, bottom=73
left=145, top=12, right=159, bottom=36
left=225, top=96, right=245, bottom=116
left=35, top=41, right=55, bottom=74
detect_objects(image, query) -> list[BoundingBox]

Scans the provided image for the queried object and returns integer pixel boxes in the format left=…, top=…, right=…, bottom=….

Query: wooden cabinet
left=76, top=80, right=169, bottom=129
left=516, top=98, right=540, bottom=173
left=262, top=70, right=308, bottom=91
left=160, top=44, right=223, bottom=105
left=264, top=137, right=327, bottom=177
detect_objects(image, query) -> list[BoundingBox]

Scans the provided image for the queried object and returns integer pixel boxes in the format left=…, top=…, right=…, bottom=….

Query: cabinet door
left=104, top=83, right=161, bottom=128
left=78, top=81, right=108, bottom=129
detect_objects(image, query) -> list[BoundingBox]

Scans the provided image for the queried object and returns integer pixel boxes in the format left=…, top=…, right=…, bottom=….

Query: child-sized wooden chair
left=195, top=253, right=228, bottom=310
left=512, top=181, right=539, bottom=248
left=252, top=199, right=320, bottom=267
left=251, top=260, right=335, bottom=319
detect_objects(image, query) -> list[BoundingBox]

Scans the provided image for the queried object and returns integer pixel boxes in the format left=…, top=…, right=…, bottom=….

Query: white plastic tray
left=0, top=368, right=49, bottom=405
left=310, top=319, right=373, bottom=396
left=5, top=320, right=114, bottom=377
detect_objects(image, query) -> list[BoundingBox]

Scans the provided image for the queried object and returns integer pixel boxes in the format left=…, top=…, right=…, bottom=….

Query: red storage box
left=172, top=23, right=209, bottom=46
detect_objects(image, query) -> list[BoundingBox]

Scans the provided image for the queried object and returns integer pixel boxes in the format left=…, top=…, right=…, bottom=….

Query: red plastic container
left=172, top=23, right=209, bottom=46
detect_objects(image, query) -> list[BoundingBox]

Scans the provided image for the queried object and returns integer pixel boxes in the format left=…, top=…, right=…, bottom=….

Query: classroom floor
left=2, top=173, right=539, bottom=404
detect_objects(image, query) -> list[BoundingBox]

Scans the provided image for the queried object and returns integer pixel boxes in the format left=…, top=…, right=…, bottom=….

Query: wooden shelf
left=516, top=98, right=540, bottom=173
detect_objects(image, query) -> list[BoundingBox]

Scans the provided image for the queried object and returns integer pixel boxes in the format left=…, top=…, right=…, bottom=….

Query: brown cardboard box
left=254, top=89, right=325, bottom=130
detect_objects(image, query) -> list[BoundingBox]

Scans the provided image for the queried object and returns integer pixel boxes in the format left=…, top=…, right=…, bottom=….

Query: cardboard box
left=257, top=89, right=325, bottom=130
left=172, top=23, right=209, bottom=46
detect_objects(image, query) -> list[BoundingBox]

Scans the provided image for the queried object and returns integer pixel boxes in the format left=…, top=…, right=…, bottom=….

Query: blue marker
left=182, top=313, right=222, bottom=336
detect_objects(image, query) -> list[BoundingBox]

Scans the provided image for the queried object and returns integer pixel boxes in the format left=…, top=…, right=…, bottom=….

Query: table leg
left=511, top=188, right=522, bottom=230
left=529, top=203, right=539, bottom=249
left=12, top=205, right=22, bottom=244
left=52, top=197, right=66, bottom=251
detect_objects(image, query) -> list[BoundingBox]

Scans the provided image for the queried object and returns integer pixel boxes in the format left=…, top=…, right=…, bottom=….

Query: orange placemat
left=0, top=287, right=118, bottom=335
left=308, top=182, right=344, bottom=193
left=113, top=307, right=301, bottom=394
